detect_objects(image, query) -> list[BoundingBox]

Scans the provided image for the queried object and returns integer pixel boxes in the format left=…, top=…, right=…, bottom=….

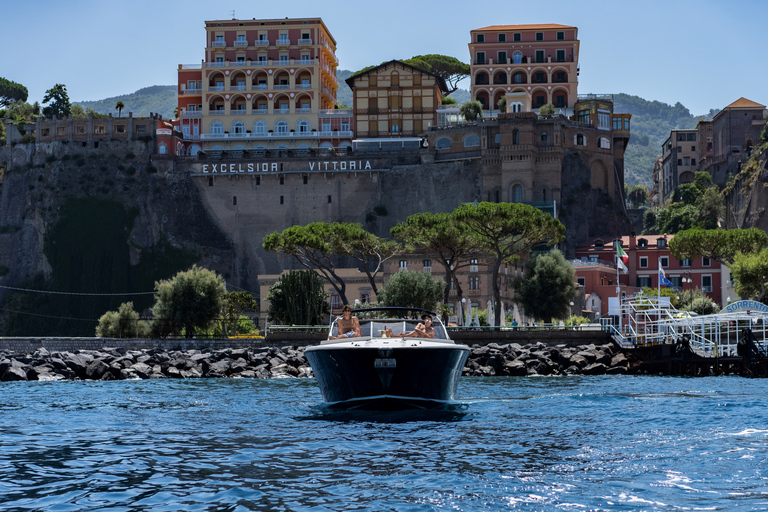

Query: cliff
left=724, top=145, right=768, bottom=230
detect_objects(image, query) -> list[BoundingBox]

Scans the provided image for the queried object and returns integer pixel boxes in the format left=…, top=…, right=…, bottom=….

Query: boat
left=304, top=307, right=470, bottom=410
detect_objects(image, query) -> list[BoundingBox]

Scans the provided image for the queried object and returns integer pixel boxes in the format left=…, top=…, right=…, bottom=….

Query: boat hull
left=305, top=340, right=470, bottom=410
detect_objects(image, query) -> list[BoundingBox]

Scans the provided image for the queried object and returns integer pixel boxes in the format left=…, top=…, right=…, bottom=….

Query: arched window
left=575, top=133, right=586, bottom=146
left=512, top=184, right=522, bottom=203
left=253, top=120, right=267, bottom=134
left=463, top=134, right=480, bottom=148
left=210, top=121, right=224, bottom=134
left=435, top=137, right=451, bottom=150
left=599, top=137, right=611, bottom=149
left=275, top=119, right=288, bottom=133
left=540, top=131, right=548, bottom=142
left=232, top=120, right=246, bottom=134
left=187, top=144, right=202, bottom=156
left=512, top=129, right=520, bottom=145
left=513, top=51, right=522, bottom=64
left=296, top=118, right=310, bottom=133
left=494, top=133, right=500, bottom=144
left=158, top=142, right=167, bottom=155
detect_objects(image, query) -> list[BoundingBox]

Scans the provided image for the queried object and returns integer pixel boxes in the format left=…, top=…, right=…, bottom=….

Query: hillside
left=75, top=86, right=177, bottom=119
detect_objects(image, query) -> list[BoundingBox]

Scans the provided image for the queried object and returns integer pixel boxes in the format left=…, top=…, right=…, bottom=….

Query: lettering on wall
left=199, top=160, right=373, bottom=174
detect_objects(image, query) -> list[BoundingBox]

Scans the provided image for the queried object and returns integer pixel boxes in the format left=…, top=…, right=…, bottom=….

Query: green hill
left=75, top=85, right=177, bottom=119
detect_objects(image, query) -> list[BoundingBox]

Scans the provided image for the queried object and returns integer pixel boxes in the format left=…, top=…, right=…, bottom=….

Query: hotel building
left=176, top=17, right=351, bottom=156
left=468, top=24, right=580, bottom=115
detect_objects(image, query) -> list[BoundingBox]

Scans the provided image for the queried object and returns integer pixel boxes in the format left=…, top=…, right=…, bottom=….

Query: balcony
left=180, top=111, right=202, bottom=118
left=319, top=109, right=352, bottom=116
left=231, top=85, right=246, bottom=91
left=252, top=60, right=269, bottom=66
left=209, top=86, right=225, bottom=92
left=276, top=107, right=290, bottom=114
left=252, top=108, right=268, bottom=114
left=297, top=38, right=313, bottom=45
left=212, top=41, right=226, bottom=47
left=298, top=59, right=314, bottom=65
left=296, top=83, right=312, bottom=89
left=254, top=39, right=269, bottom=46
left=207, top=62, right=226, bottom=68
left=296, top=107, right=312, bottom=113
left=274, top=84, right=290, bottom=90
left=252, top=84, right=268, bottom=90
left=234, top=40, right=248, bottom=47
left=182, top=88, right=202, bottom=95
left=208, top=110, right=226, bottom=115
left=276, top=38, right=291, bottom=45
left=231, top=108, right=247, bottom=114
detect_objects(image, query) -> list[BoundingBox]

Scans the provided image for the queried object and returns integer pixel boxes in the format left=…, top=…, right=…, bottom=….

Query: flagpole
left=658, top=257, right=661, bottom=306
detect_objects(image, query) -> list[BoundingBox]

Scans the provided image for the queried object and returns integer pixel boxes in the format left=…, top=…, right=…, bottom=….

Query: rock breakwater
left=0, top=341, right=630, bottom=382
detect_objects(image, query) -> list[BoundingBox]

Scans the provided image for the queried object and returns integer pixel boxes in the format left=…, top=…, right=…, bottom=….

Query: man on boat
left=329, top=305, right=362, bottom=339
left=398, top=314, right=435, bottom=339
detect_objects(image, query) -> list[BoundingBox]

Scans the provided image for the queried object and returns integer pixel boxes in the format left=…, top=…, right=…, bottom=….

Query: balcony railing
left=277, top=38, right=290, bottom=45
left=252, top=108, right=268, bottom=114
left=231, top=108, right=247, bottom=114
left=231, top=85, right=246, bottom=91
left=319, top=109, right=353, bottom=116
left=252, top=84, right=268, bottom=90
left=296, top=107, right=312, bottom=113
left=234, top=40, right=248, bottom=47
left=295, top=83, right=312, bottom=89
left=212, top=41, right=226, bottom=47
left=274, top=85, right=290, bottom=90
left=276, top=107, right=290, bottom=113
left=297, top=38, right=313, bottom=45
left=207, top=62, right=226, bottom=68
left=298, top=59, right=314, bottom=65
left=255, top=39, right=269, bottom=46
left=208, top=110, right=226, bottom=115
left=209, top=86, right=225, bottom=92
left=182, top=88, right=202, bottom=95
left=200, top=131, right=354, bottom=140
left=180, top=111, right=202, bottom=118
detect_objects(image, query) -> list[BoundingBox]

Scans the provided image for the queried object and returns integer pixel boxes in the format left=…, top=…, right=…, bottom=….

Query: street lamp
left=682, top=270, right=693, bottom=291
left=569, top=301, right=574, bottom=326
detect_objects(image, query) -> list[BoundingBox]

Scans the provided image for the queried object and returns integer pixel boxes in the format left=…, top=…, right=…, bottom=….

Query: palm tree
left=115, top=101, right=125, bottom=117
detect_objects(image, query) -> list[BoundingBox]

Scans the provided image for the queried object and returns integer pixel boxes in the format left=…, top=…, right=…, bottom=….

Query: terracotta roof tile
left=723, top=97, right=766, bottom=109
left=474, top=24, right=576, bottom=31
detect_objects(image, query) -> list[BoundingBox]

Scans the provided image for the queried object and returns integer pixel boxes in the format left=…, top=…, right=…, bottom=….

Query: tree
left=454, top=202, right=566, bottom=326
left=264, top=223, right=350, bottom=304
left=459, top=100, right=483, bottom=122
left=442, top=96, right=457, bottom=105
left=669, top=228, right=767, bottom=265
left=42, top=83, right=72, bottom=118
left=627, top=184, right=649, bottom=208
left=391, top=211, right=479, bottom=303
left=329, top=223, right=401, bottom=296
left=731, top=248, right=768, bottom=303
left=219, top=291, right=257, bottom=336
left=95, top=302, right=148, bottom=338
left=677, top=288, right=718, bottom=315
left=116, top=101, right=125, bottom=117
left=402, top=54, right=470, bottom=95
left=377, top=270, right=445, bottom=311
left=513, top=250, right=577, bottom=322
left=497, top=96, right=507, bottom=113
left=0, top=77, right=28, bottom=108
left=266, top=270, right=329, bottom=325
left=151, top=265, right=227, bottom=337
left=539, top=102, right=556, bottom=115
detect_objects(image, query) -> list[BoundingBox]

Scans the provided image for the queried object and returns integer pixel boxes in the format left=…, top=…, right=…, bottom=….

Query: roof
left=723, top=97, right=766, bottom=110
left=473, top=24, right=576, bottom=31
left=345, top=60, right=449, bottom=94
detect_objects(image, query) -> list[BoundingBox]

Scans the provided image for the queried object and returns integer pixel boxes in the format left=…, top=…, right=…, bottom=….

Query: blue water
left=1, top=377, right=767, bottom=511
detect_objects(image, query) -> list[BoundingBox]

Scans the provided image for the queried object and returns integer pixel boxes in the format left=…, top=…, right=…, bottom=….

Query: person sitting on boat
left=398, top=314, right=435, bottom=339
left=329, top=305, right=362, bottom=339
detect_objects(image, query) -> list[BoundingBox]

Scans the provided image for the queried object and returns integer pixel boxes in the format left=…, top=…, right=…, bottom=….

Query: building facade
left=660, top=128, right=699, bottom=202
left=345, top=60, right=448, bottom=141
left=176, top=17, right=350, bottom=157
left=468, top=24, right=580, bottom=114
left=574, top=234, right=728, bottom=310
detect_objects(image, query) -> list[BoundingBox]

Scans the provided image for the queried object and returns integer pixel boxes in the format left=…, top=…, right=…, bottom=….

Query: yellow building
left=176, top=17, right=351, bottom=156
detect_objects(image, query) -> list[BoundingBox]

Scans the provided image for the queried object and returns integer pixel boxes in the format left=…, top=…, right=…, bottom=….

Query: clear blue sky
left=3, top=0, right=766, bottom=115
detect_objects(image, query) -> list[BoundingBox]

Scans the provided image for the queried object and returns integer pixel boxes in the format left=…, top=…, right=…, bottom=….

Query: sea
left=1, top=376, right=767, bottom=511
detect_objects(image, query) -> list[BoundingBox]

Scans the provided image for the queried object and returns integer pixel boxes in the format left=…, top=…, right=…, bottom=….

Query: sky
left=3, top=0, right=766, bottom=116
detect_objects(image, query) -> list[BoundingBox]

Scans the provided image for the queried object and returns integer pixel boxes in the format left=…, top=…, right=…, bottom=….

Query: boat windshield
left=329, top=317, right=448, bottom=340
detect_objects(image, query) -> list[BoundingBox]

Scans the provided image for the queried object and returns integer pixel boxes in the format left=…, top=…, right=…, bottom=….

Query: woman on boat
left=329, top=305, right=362, bottom=339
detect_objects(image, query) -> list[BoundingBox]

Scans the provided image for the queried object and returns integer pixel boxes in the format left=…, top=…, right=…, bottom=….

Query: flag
left=659, top=263, right=674, bottom=287
left=616, top=243, right=628, bottom=264
left=617, top=258, right=628, bottom=274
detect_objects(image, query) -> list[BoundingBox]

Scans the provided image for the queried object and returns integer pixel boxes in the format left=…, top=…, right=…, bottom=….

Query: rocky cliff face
left=724, top=147, right=768, bottom=231
left=0, top=141, right=234, bottom=335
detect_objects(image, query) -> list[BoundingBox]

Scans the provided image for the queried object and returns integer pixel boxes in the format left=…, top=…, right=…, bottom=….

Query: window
left=275, top=119, right=288, bottom=133
left=399, top=260, right=407, bottom=271
left=702, top=275, right=712, bottom=292
left=660, top=256, right=669, bottom=267
left=637, top=277, right=652, bottom=288
left=554, top=71, right=566, bottom=83
left=556, top=49, right=566, bottom=62
left=578, top=110, right=590, bottom=124
left=691, top=158, right=696, bottom=166
left=210, top=121, right=224, bottom=134
left=680, top=258, right=691, bottom=267
left=470, top=259, right=479, bottom=273
left=477, top=34, right=484, bottom=42
left=254, top=120, right=267, bottom=134
left=280, top=195, right=284, bottom=204
left=540, top=131, right=548, bottom=142
left=469, top=277, right=480, bottom=290
left=576, top=133, right=585, bottom=146
left=639, top=256, right=648, bottom=268
left=497, top=51, right=507, bottom=64
left=577, top=277, right=585, bottom=287
left=638, top=238, right=648, bottom=248
left=599, top=137, right=611, bottom=149
left=297, top=119, right=310, bottom=133
left=677, top=133, right=686, bottom=142
left=512, top=184, right=522, bottom=203
left=423, top=260, right=432, bottom=272
left=512, top=130, right=520, bottom=145
left=330, top=294, right=342, bottom=311
left=476, top=51, right=485, bottom=65
left=555, top=94, right=566, bottom=108
left=535, top=50, right=545, bottom=63
left=435, top=137, right=451, bottom=150
left=687, top=133, right=696, bottom=141
left=702, top=257, right=711, bottom=267
left=327, top=195, right=332, bottom=204
left=279, top=176, right=284, bottom=185
left=684, top=157, right=691, bottom=166
left=233, top=196, right=237, bottom=205
left=613, top=117, right=622, bottom=130
left=657, top=238, right=666, bottom=247
left=678, top=159, right=683, bottom=166
left=498, top=33, right=506, bottom=42
left=598, top=112, right=610, bottom=130
left=135, top=125, right=147, bottom=134
left=413, top=74, right=421, bottom=86
left=514, top=33, right=521, bottom=41
left=463, top=134, right=480, bottom=147
left=390, top=74, right=399, bottom=87
left=557, top=31, right=565, bottom=40
left=232, top=120, right=245, bottom=134
left=536, top=32, right=543, bottom=41
left=513, top=51, right=522, bottom=64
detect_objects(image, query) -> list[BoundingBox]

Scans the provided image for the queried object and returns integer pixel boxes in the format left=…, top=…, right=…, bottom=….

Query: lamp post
left=682, top=270, right=693, bottom=291
left=569, top=301, right=574, bottom=327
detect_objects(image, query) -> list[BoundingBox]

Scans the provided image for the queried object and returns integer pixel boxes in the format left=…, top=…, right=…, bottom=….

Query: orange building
left=468, top=24, right=580, bottom=114
left=176, top=17, right=350, bottom=156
